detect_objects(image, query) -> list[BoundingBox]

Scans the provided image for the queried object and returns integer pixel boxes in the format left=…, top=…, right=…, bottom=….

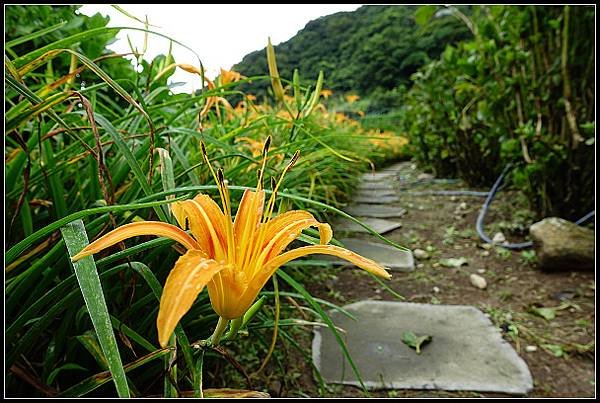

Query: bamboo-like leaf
left=61, top=219, right=130, bottom=397
left=5, top=20, right=68, bottom=48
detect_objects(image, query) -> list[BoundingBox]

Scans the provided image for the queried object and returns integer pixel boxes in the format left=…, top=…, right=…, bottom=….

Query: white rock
left=459, top=202, right=468, bottom=210
left=433, top=286, right=440, bottom=293
left=450, top=196, right=457, bottom=202
left=480, top=251, right=490, bottom=257
left=413, top=249, right=429, bottom=260
left=525, top=345, right=538, bottom=353
left=417, top=173, right=434, bottom=181
left=470, top=274, right=487, bottom=289
left=477, top=269, right=486, bottom=274
left=417, top=263, right=424, bottom=268
left=492, top=232, right=506, bottom=244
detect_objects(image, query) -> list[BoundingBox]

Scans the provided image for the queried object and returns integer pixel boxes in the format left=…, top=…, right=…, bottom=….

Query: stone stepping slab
left=357, top=182, right=397, bottom=191
left=319, top=238, right=414, bottom=272
left=380, top=162, right=408, bottom=173
left=360, top=172, right=398, bottom=182
left=334, top=217, right=402, bottom=234
left=312, top=301, right=533, bottom=395
left=344, top=204, right=407, bottom=219
left=355, top=189, right=397, bottom=198
left=353, top=194, right=400, bottom=204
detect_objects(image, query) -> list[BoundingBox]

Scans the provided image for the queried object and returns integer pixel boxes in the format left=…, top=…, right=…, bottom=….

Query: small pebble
left=470, top=273, right=487, bottom=289
left=480, top=243, right=493, bottom=250
left=413, top=249, right=430, bottom=260
left=417, top=263, right=424, bottom=268
left=480, top=251, right=490, bottom=257
left=505, top=313, right=513, bottom=321
left=459, top=201, right=468, bottom=210
left=525, top=345, right=538, bottom=353
left=374, top=289, right=381, bottom=294
left=492, top=232, right=506, bottom=243
left=477, top=269, right=486, bottom=274
left=433, top=286, right=440, bottom=293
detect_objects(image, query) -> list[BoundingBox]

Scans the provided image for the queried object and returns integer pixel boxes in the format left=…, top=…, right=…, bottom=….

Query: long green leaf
left=61, top=219, right=129, bottom=398
left=6, top=196, right=182, bottom=265
left=277, top=270, right=369, bottom=394
left=59, top=348, right=171, bottom=397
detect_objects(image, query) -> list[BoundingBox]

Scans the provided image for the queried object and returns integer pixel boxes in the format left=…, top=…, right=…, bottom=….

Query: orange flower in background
left=320, top=89, right=333, bottom=98
left=334, top=112, right=348, bottom=123
left=72, top=138, right=391, bottom=347
left=219, top=68, right=245, bottom=86
left=345, top=94, right=360, bottom=104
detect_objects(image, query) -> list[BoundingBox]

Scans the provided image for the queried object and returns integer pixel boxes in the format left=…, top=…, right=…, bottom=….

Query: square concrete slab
left=344, top=204, right=407, bottom=219
left=334, top=217, right=402, bottom=234
left=321, top=238, right=414, bottom=272
left=312, top=301, right=533, bottom=395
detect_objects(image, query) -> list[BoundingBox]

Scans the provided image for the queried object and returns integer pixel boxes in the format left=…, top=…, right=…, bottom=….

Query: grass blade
left=59, top=348, right=171, bottom=397
left=61, top=219, right=130, bottom=397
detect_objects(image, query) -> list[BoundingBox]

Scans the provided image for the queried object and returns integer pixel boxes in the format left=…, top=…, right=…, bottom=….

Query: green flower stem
left=208, top=316, right=229, bottom=347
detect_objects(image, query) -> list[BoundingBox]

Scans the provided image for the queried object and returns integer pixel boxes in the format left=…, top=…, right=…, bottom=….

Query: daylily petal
left=208, top=268, right=250, bottom=319
left=71, top=221, right=201, bottom=262
left=265, top=244, right=391, bottom=280
left=172, top=195, right=227, bottom=259
left=233, top=189, right=265, bottom=258
left=157, top=250, right=227, bottom=347
left=259, top=210, right=332, bottom=263
left=238, top=245, right=391, bottom=317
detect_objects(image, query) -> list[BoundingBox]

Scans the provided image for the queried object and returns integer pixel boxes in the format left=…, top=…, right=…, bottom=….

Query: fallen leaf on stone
left=401, top=330, right=432, bottom=354
left=529, top=306, right=556, bottom=321
left=439, top=257, right=468, bottom=268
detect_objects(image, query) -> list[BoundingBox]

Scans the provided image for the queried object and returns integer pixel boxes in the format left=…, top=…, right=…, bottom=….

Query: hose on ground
left=476, top=163, right=595, bottom=250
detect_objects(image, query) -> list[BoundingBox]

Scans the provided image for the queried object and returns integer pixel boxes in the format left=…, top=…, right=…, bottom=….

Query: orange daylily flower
left=320, top=89, right=333, bottom=98
left=72, top=139, right=391, bottom=348
left=345, top=94, right=360, bottom=104
left=219, top=68, right=245, bottom=86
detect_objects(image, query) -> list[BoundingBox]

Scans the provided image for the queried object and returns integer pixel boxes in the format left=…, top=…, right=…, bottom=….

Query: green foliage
left=5, top=5, right=405, bottom=398
left=233, top=5, right=471, bottom=111
left=402, top=5, right=594, bottom=219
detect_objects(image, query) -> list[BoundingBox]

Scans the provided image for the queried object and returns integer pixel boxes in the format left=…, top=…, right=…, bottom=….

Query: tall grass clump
left=5, top=5, right=407, bottom=397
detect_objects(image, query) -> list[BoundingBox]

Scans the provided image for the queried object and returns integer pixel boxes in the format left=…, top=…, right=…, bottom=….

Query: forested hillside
left=233, top=5, right=471, bottom=110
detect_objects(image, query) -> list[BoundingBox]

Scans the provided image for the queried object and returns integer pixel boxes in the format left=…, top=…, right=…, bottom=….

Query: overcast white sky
left=80, top=4, right=362, bottom=93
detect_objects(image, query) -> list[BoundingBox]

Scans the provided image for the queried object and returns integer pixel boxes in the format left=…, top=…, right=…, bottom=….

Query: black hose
left=476, top=163, right=595, bottom=250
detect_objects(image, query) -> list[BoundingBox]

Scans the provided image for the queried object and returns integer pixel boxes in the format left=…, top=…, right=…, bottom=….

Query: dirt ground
left=264, top=161, right=596, bottom=398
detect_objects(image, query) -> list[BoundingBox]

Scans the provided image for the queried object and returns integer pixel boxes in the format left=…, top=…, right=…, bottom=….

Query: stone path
left=334, top=217, right=402, bottom=235
left=313, top=301, right=533, bottom=394
left=312, top=161, right=534, bottom=395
